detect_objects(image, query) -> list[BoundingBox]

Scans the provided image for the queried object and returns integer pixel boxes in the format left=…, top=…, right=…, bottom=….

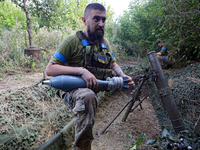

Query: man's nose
left=98, top=20, right=105, bottom=27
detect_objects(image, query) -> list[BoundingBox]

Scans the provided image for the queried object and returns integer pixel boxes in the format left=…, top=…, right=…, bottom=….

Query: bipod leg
left=122, top=78, right=147, bottom=122
left=130, top=96, right=147, bottom=112
left=122, top=96, right=136, bottom=122
left=97, top=96, right=134, bottom=135
left=138, top=96, right=143, bottom=110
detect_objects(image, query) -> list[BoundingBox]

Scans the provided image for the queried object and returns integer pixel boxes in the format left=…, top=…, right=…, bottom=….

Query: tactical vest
left=74, top=31, right=116, bottom=80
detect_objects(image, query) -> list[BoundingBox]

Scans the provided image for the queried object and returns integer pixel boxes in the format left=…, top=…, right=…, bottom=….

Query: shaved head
left=84, top=3, right=106, bottom=18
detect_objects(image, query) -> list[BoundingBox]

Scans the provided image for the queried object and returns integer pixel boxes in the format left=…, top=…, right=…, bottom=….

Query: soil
left=4, top=60, right=196, bottom=150
left=92, top=88, right=161, bottom=150
left=0, top=72, right=44, bottom=92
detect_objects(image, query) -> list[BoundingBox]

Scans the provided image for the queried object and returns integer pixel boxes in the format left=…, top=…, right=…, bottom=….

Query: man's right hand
left=156, top=52, right=162, bottom=56
left=81, top=69, right=98, bottom=89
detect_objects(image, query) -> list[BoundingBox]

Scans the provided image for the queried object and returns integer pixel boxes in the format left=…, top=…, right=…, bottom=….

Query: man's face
left=85, top=9, right=106, bottom=43
left=158, top=42, right=162, bottom=47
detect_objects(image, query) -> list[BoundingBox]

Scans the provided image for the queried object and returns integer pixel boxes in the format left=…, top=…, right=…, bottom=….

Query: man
left=156, top=38, right=176, bottom=69
left=45, top=3, right=134, bottom=150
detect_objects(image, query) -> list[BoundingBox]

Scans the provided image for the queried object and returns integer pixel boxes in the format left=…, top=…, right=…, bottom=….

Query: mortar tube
left=147, top=51, right=185, bottom=133
left=35, top=118, right=75, bottom=150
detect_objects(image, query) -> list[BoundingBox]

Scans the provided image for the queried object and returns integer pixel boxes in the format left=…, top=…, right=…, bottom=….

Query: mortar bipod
left=97, top=73, right=157, bottom=136
left=122, top=73, right=156, bottom=122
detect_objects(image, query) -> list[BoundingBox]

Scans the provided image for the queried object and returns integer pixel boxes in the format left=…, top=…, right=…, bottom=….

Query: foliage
left=114, top=0, right=200, bottom=63
left=110, top=0, right=158, bottom=58
left=0, top=1, right=26, bottom=30
left=26, top=0, right=69, bottom=28
left=10, top=0, right=114, bottom=30
left=0, top=23, right=74, bottom=72
left=146, top=0, right=200, bottom=63
left=124, top=133, right=145, bottom=150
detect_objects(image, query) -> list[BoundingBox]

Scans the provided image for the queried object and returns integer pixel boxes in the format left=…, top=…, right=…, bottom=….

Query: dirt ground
left=0, top=72, right=44, bottom=92
left=92, top=88, right=162, bottom=150
left=0, top=66, right=162, bottom=150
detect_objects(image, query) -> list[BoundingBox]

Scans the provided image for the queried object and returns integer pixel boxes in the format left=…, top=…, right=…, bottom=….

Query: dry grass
left=0, top=75, right=74, bottom=149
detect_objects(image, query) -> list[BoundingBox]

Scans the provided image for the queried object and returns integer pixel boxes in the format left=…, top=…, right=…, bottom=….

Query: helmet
left=156, top=38, right=163, bottom=44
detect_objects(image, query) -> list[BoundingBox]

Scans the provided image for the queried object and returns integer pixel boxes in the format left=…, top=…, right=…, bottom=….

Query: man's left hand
left=123, top=75, right=135, bottom=89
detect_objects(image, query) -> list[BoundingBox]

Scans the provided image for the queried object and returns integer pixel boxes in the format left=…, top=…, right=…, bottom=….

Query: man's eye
left=94, top=17, right=100, bottom=22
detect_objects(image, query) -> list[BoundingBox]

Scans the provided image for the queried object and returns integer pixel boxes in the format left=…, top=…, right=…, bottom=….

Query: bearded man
left=45, top=3, right=134, bottom=150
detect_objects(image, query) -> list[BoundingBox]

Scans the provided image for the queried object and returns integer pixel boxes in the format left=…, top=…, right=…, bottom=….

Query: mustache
left=95, top=27, right=104, bottom=31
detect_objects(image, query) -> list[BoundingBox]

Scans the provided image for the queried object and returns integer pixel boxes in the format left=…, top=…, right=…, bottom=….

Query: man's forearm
left=45, top=62, right=82, bottom=77
left=112, top=64, right=125, bottom=77
left=156, top=52, right=162, bottom=56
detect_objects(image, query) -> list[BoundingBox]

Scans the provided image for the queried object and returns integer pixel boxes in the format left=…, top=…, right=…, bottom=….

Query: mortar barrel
left=147, top=51, right=185, bottom=133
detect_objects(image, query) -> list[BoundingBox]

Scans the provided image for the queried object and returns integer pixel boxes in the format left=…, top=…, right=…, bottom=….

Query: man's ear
left=82, top=17, right=86, bottom=25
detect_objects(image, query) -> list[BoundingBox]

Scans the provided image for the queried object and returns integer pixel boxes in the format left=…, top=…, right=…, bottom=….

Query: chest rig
left=76, top=31, right=115, bottom=80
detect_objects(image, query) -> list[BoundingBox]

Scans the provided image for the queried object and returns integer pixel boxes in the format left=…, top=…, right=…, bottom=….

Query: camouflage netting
left=147, top=63, right=200, bottom=149
left=122, top=63, right=200, bottom=149
left=0, top=81, right=74, bottom=150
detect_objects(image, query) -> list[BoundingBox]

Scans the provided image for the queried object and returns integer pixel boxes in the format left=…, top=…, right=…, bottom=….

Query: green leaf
left=130, top=145, right=137, bottom=150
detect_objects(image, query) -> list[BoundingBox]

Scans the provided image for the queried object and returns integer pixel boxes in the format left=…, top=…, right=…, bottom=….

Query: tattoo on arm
left=112, top=65, right=125, bottom=77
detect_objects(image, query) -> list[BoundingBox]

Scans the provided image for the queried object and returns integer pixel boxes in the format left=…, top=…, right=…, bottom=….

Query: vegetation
left=1, top=0, right=199, bottom=73
left=0, top=1, right=26, bottom=30
left=114, top=0, right=200, bottom=63
left=0, top=0, right=199, bottom=149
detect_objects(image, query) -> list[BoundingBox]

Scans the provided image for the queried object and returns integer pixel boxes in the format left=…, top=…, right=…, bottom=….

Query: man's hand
left=81, top=69, right=98, bottom=89
left=123, top=75, right=135, bottom=89
left=111, top=63, right=135, bottom=89
left=156, top=52, right=162, bottom=56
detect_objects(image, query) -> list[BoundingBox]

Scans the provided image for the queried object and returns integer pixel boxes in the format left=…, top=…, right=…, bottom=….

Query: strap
left=76, top=30, right=87, bottom=40
left=66, top=92, right=73, bottom=109
left=101, top=43, right=107, bottom=49
left=82, top=39, right=90, bottom=46
left=76, top=30, right=90, bottom=46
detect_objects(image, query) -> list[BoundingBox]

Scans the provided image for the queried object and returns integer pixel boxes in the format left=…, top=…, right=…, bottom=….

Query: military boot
left=76, top=139, right=92, bottom=150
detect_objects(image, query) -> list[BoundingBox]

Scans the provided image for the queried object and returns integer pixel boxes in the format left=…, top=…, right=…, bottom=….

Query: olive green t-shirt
left=160, top=43, right=174, bottom=56
left=50, top=33, right=116, bottom=66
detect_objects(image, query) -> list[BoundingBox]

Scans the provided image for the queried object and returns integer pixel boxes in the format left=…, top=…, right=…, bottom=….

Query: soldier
left=156, top=38, right=176, bottom=69
left=45, top=3, right=134, bottom=150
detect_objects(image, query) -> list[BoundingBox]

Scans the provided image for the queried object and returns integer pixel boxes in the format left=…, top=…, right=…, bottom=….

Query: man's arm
left=111, top=62, right=135, bottom=88
left=45, top=62, right=98, bottom=89
left=156, top=52, right=162, bottom=56
left=111, top=62, right=125, bottom=77
left=46, top=62, right=82, bottom=76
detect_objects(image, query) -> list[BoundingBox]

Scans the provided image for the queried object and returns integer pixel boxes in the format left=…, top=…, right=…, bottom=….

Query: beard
left=87, top=25, right=104, bottom=44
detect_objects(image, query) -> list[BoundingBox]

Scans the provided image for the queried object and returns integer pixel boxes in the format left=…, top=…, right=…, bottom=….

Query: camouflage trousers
left=59, top=88, right=98, bottom=149
left=157, top=55, right=176, bottom=66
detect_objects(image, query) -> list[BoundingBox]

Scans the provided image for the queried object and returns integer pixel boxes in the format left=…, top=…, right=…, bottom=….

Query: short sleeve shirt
left=50, top=33, right=116, bottom=66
